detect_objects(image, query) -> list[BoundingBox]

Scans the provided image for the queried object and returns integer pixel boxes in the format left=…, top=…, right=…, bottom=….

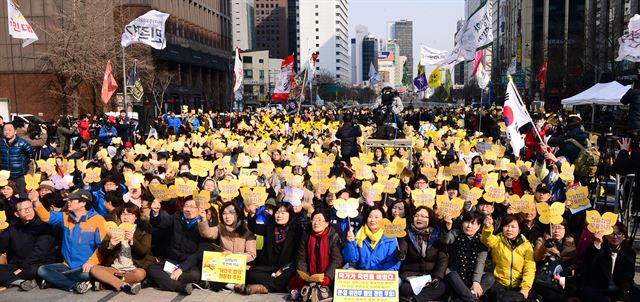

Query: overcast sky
left=349, top=0, right=465, bottom=75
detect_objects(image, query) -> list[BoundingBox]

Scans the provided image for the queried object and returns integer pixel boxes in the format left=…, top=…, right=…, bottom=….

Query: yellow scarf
left=355, top=225, right=384, bottom=250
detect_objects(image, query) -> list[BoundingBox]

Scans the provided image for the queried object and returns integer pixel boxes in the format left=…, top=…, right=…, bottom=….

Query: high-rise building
left=362, top=34, right=378, bottom=82
left=392, top=20, right=413, bottom=82
left=254, top=0, right=290, bottom=59
left=232, top=0, right=256, bottom=50
left=351, top=25, right=368, bottom=85
left=298, top=0, right=350, bottom=83
left=387, top=22, right=396, bottom=41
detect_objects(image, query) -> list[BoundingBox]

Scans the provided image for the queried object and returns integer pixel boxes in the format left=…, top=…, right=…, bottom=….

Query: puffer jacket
left=480, top=226, right=536, bottom=291
left=342, top=230, right=400, bottom=271
left=0, top=136, right=34, bottom=178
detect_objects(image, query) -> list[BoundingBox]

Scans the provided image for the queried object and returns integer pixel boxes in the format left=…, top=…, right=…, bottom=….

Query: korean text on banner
left=7, top=0, right=39, bottom=47
left=333, top=269, right=399, bottom=301
left=201, top=251, right=247, bottom=284
left=121, top=10, right=170, bottom=50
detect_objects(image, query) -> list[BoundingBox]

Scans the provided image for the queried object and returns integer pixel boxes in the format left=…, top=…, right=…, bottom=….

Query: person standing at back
left=0, top=122, right=34, bottom=192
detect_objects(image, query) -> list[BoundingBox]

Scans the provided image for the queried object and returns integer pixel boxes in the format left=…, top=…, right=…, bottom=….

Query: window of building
left=244, top=69, right=253, bottom=78
left=259, top=59, right=264, bottom=63
left=316, top=44, right=319, bottom=47
left=243, top=56, right=253, bottom=63
left=260, top=70, right=265, bottom=79
left=244, top=85, right=252, bottom=94
left=260, top=86, right=265, bottom=93
left=315, top=12, right=318, bottom=16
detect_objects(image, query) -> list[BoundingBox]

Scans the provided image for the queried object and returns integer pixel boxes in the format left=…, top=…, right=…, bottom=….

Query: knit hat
left=38, top=180, right=55, bottom=192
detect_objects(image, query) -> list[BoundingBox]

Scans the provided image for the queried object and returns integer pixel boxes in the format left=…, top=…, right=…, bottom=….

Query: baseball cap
left=535, top=183, right=551, bottom=193
left=67, top=189, right=93, bottom=203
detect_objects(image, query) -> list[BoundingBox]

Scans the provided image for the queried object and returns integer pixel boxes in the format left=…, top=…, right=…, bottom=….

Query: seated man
left=146, top=198, right=210, bottom=295
left=33, top=189, right=106, bottom=294
left=0, top=198, right=56, bottom=291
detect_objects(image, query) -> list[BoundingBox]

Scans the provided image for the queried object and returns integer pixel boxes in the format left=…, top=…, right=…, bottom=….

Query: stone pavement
left=0, top=287, right=289, bottom=302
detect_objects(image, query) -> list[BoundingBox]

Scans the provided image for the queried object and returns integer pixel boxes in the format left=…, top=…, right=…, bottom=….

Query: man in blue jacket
left=0, top=122, right=34, bottom=192
left=164, top=111, right=182, bottom=134
left=97, top=118, right=118, bottom=146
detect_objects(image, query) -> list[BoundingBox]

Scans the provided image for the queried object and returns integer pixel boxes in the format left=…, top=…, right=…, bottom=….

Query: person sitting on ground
left=343, top=205, right=400, bottom=271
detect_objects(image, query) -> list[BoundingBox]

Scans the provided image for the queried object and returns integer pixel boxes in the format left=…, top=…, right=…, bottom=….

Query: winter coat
left=164, top=115, right=182, bottom=133
left=17, top=128, right=47, bottom=149
left=0, top=136, right=34, bottom=178
left=34, top=204, right=106, bottom=270
left=398, top=227, right=449, bottom=280
left=581, top=242, right=636, bottom=302
left=97, top=224, right=156, bottom=268
left=480, top=226, right=536, bottom=291
left=78, top=119, right=90, bottom=140
left=0, top=216, right=56, bottom=274
left=296, top=227, right=343, bottom=282
left=98, top=125, right=118, bottom=146
left=342, top=229, right=400, bottom=271
left=547, top=125, right=587, bottom=164
left=247, top=213, right=302, bottom=272
left=620, top=88, right=640, bottom=130
left=613, top=150, right=640, bottom=219
left=441, top=230, right=489, bottom=286
left=335, top=122, right=361, bottom=161
left=196, top=223, right=257, bottom=263
left=533, top=234, right=576, bottom=271
left=150, top=211, right=210, bottom=271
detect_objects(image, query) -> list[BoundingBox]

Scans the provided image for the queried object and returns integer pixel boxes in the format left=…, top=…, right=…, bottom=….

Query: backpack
left=300, top=283, right=332, bottom=302
left=567, top=139, right=600, bottom=178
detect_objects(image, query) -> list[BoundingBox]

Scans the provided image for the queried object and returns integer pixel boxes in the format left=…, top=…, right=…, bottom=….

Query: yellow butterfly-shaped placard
left=537, top=202, right=565, bottom=225
left=527, top=174, right=542, bottom=189
left=134, top=144, right=150, bottom=156
left=289, top=153, right=307, bottom=167
left=517, top=160, right=533, bottom=174
left=387, top=157, right=409, bottom=176
left=559, top=162, right=575, bottom=182
left=436, top=195, right=465, bottom=218
left=585, top=210, right=618, bottom=235
left=62, top=159, right=75, bottom=174
left=149, top=184, right=173, bottom=202
left=374, top=165, right=391, bottom=179
left=483, top=182, right=505, bottom=203
left=0, top=211, right=9, bottom=230
left=353, top=161, right=374, bottom=180
left=495, top=158, right=510, bottom=171
left=381, top=217, right=407, bottom=238
left=307, top=164, right=331, bottom=185
left=378, top=177, right=400, bottom=194
left=240, top=187, right=269, bottom=208
left=124, top=172, right=145, bottom=189
left=104, top=221, right=135, bottom=242
left=328, top=177, right=346, bottom=194
left=566, top=186, right=590, bottom=209
left=36, top=158, right=56, bottom=175
left=333, top=198, right=359, bottom=219
left=449, top=161, right=467, bottom=176
left=506, top=163, right=522, bottom=179
left=236, top=153, right=253, bottom=168
left=483, top=149, right=497, bottom=161
left=313, top=179, right=330, bottom=195
left=111, top=137, right=122, bottom=145
left=509, top=194, right=535, bottom=214
left=362, top=181, right=384, bottom=202
left=190, top=158, right=214, bottom=178
left=285, top=174, right=304, bottom=188
left=356, top=152, right=374, bottom=165
left=459, top=184, right=484, bottom=205
left=276, top=166, right=293, bottom=180
left=239, top=174, right=258, bottom=188
left=412, top=188, right=436, bottom=208
left=315, top=153, right=336, bottom=167
left=84, top=167, right=101, bottom=184
left=193, top=190, right=211, bottom=210
left=421, top=167, right=437, bottom=181
left=174, top=178, right=198, bottom=197
left=257, top=162, right=275, bottom=177
left=25, top=173, right=41, bottom=191
left=217, top=179, right=241, bottom=199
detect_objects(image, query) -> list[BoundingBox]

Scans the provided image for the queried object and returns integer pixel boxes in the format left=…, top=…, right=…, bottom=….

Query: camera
left=544, top=239, right=555, bottom=249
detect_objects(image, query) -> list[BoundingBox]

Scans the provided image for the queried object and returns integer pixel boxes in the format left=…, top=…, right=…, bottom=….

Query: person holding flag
left=503, top=79, right=534, bottom=157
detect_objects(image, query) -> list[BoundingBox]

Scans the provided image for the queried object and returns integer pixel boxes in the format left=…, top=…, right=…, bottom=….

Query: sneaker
left=181, top=283, right=193, bottom=295
left=73, top=281, right=92, bottom=294
left=39, top=280, right=49, bottom=289
left=93, top=281, right=104, bottom=291
left=289, top=289, right=300, bottom=301
left=19, top=280, right=37, bottom=291
left=128, top=283, right=141, bottom=295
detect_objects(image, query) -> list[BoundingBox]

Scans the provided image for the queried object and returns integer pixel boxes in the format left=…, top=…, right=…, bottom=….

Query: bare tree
left=148, top=64, right=175, bottom=116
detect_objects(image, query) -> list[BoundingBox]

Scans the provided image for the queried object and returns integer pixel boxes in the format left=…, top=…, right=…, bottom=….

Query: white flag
left=503, top=81, right=531, bottom=156
left=7, top=0, right=38, bottom=47
left=121, top=10, right=170, bottom=49
left=420, top=46, right=449, bottom=66
left=616, top=14, right=640, bottom=62
left=476, top=62, right=490, bottom=89
left=507, top=57, right=517, bottom=75
left=233, top=48, right=243, bottom=92
left=456, top=1, right=494, bottom=60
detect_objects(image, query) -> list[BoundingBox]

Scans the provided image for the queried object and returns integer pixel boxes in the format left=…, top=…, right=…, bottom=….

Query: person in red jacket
left=77, top=114, right=91, bottom=141
left=524, top=114, right=550, bottom=161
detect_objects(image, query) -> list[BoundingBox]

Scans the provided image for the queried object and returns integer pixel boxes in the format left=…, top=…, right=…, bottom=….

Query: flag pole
left=122, top=46, right=127, bottom=112
left=508, top=75, right=547, bottom=148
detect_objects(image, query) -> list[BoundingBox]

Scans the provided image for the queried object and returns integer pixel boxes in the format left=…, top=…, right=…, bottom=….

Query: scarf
left=180, top=215, right=199, bottom=230
left=308, top=227, right=330, bottom=275
left=452, top=232, right=484, bottom=286
left=274, top=225, right=288, bottom=245
left=355, top=225, right=383, bottom=250
left=412, top=225, right=433, bottom=257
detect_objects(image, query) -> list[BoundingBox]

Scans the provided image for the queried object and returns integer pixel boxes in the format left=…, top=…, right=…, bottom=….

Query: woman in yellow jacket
left=481, top=214, right=536, bottom=302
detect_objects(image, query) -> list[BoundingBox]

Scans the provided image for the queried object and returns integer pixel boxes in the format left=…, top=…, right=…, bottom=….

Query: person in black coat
left=335, top=115, right=361, bottom=164
left=579, top=222, right=637, bottom=302
left=146, top=199, right=211, bottom=295
left=0, top=198, right=56, bottom=290
left=620, top=85, right=640, bottom=131
left=613, top=137, right=640, bottom=217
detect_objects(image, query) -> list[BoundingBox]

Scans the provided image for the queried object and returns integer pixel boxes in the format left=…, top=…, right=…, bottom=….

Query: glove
left=395, top=249, right=406, bottom=261
left=426, top=278, right=440, bottom=288
left=321, top=276, right=331, bottom=286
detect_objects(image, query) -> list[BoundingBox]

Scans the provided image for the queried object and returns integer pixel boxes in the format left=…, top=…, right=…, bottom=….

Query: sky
left=349, top=0, right=465, bottom=76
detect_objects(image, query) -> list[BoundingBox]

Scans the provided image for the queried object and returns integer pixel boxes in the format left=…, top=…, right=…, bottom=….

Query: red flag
left=272, top=55, right=295, bottom=101
left=101, top=61, right=118, bottom=104
left=536, top=61, right=548, bottom=91
left=471, top=50, right=484, bottom=77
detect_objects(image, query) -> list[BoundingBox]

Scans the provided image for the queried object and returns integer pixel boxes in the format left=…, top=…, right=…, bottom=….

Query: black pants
left=0, top=264, right=37, bottom=286
left=399, top=278, right=447, bottom=301
left=489, top=283, right=526, bottom=302
left=579, top=286, right=629, bottom=302
left=445, top=271, right=495, bottom=302
left=246, top=267, right=294, bottom=293
left=146, top=261, right=201, bottom=292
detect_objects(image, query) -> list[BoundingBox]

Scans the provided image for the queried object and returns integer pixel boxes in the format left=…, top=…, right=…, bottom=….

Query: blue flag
left=414, top=73, right=428, bottom=92
left=368, top=62, right=380, bottom=85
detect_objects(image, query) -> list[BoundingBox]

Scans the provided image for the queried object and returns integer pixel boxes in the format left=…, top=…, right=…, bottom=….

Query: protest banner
left=201, top=251, right=247, bottom=284
left=334, top=269, right=399, bottom=301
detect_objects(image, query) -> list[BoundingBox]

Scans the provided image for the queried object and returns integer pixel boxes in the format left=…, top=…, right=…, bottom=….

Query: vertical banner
left=333, top=269, right=399, bottom=301
left=201, top=251, right=247, bottom=284
left=7, top=0, right=39, bottom=47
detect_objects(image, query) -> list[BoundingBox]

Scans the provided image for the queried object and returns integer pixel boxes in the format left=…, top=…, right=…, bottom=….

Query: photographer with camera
left=13, top=118, right=47, bottom=149
left=372, top=84, right=404, bottom=139
left=335, top=113, right=361, bottom=164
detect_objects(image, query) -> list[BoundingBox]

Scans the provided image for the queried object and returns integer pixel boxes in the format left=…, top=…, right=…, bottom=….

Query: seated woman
left=579, top=221, right=636, bottom=302
left=90, top=203, right=156, bottom=294
left=291, top=208, right=343, bottom=298
left=244, top=202, right=302, bottom=295
left=482, top=214, right=536, bottom=301
left=397, top=206, right=448, bottom=302
left=442, top=211, right=494, bottom=302
left=197, top=202, right=256, bottom=291
left=342, top=205, right=400, bottom=271
left=532, top=219, right=576, bottom=301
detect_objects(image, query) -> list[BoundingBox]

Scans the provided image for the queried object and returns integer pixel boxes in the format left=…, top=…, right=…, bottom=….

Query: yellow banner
left=201, top=251, right=247, bottom=284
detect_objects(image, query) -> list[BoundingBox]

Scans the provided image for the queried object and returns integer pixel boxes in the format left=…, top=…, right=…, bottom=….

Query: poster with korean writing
left=334, top=269, right=398, bottom=301
left=201, top=251, right=247, bottom=284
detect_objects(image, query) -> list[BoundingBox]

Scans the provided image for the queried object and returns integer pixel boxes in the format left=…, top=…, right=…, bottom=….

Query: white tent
left=561, top=81, right=632, bottom=107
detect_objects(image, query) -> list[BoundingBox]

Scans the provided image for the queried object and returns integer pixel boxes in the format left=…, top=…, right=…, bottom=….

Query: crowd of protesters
left=0, top=99, right=637, bottom=302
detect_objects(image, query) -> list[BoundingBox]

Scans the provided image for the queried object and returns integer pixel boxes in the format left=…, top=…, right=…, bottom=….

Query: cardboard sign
left=435, top=195, right=464, bottom=218
left=193, top=190, right=211, bottom=209
left=218, top=179, right=242, bottom=199
left=586, top=210, right=618, bottom=235
left=566, top=186, right=590, bottom=209
left=334, top=269, right=399, bottom=301
left=240, top=187, right=268, bottom=207
left=381, top=217, right=407, bottom=238
left=509, top=194, right=535, bottom=214
left=412, top=188, right=436, bottom=208
left=104, top=221, right=135, bottom=243
left=459, top=184, right=484, bottom=205
left=175, top=178, right=198, bottom=197
left=201, top=251, right=247, bottom=284
left=483, top=182, right=505, bottom=203
left=537, top=202, right=565, bottom=225
left=333, top=198, right=359, bottom=219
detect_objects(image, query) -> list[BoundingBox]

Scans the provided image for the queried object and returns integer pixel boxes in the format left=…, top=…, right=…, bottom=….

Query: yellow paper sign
left=527, top=174, right=542, bottom=190
left=566, top=186, right=590, bottom=209
left=333, top=198, right=359, bottom=219
left=149, top=184, right=175, bottom=202
left=104, top=221, right=135, bottom=243
left=0, top=211, right=9, bottom=230
left=585, top=210, right=618, bottom=235
left=328, top=177, right=346, bottom=194
left=175, top=178, right=198, bottom=197
left=240, top=187, right=268, bottom=207
left=509, top=194, right=535, bottom=214
left=421, top=166, right=437, bottom=181
left=257, top=162, right=275, bottom=177
left=201, top=251, right=247, bottom=284
left=559, top=162, right=575, bottom=182
left=435, top=195, right=465, bottom=218
left=459, top=184, right=484, bottom=205
left=362, top=181, right=384, bottom=202
left=190, top=158, right=213, bottom=177
left=334, top=269, right=399, bottom=301
left=193, top=190, right=211, bottom=209
left=218, top=179, right=241, bottom=199
left=506, top=163, right=522, bottom=179
left=381, top=217, right=407, bottom=238
left=449, top=161, right=467, bottom=176
left=298, top=270, right=325, bottom=283
left=84, top=167, right=102, bottom=184
left=483, top=182, right=505, bottom=203
left=378, top=177, right=400, bottom=194
left=25, top=173, right=41, bottom=191
left=412, top=188, right=436, bottom=208
left=537, top=202, right=565, bottom=225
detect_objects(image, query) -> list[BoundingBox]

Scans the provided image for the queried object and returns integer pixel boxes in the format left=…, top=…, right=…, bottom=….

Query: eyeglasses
left=183, top=205, right=198, bottom=210
left=16, top=206, right=33, bottom=213
left=413, top=214, right=429, bottom=219
left=610, top=232, right=625, bottom=238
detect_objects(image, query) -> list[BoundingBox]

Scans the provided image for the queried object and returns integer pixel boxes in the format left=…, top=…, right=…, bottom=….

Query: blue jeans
left=37, top=263, right=90, bottom=291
